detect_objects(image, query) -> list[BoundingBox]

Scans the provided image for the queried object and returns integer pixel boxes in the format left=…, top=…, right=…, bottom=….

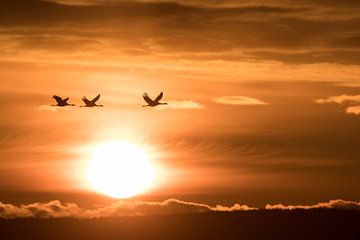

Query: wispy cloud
left=38, top=105, right=74, bottom=112
left=315, top=94, right=360, bottom=116
left=38, top=105, right=59, bottom=112
left=1, top=0, right=360, bottom=84
left=156, top=100, right=205, bottom=110
left=0, top=199, right=255, bottom=219
left=315, top=94, right=360, bottom=104
left=1, top=199, right=359, bottom=219
left=213, top=96, right=268, bottom=106
left=266, top=199, right=360, bottom=210
left=346, top=105, right=360, bottom=115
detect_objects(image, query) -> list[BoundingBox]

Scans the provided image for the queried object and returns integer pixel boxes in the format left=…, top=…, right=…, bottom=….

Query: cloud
left=346, top=105, right=360, bottom=115
left=2, top=0, right=360, bottom=67
left=38, top=105, right=74, bottom=112
left=46, top=0, right=360, bottom=8
left=247, top=50, right=360, bottom=65
left=335, top=82, right=360, bottom=88
left=0, top=199, right=256, bottom=219
left=213, top=96, right=268, bottom=106
left=315, top=94, right=360, bottom=104
left=316, top=94, right=360, bottom=116
left=156, top=100, right=205, bottom=110
left=0, top=200, right=82, bottom=219
left=1, top=199, right=359, bottom=219
left=265, top=199, right=360, bottom=210
left=38, top=105, right=59, bottom=112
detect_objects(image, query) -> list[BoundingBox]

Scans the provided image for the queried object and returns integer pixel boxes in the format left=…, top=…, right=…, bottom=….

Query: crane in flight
left=142, top=92, right=168, bottom=107
left=52, top=95, right=75, bottom=107
left=80, top=94, right=104, bottom=107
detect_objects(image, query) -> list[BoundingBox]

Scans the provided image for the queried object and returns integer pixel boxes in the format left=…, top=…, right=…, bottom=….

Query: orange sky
left=0, top=0, right=360, bottom=207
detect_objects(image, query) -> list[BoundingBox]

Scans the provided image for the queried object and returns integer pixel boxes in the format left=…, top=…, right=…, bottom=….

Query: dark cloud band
left=1, top=199, right=359, bottom=219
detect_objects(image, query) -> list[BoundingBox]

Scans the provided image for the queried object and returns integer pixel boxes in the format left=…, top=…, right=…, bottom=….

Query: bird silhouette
left=142, top=92, right=168, bottom=107
left=80, top=94, right=104, bottom=107
left=52, top=95, right=75, bottom=107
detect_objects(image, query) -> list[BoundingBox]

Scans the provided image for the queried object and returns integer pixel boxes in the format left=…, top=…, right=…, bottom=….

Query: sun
left=86, top=141, right=156, bottom=199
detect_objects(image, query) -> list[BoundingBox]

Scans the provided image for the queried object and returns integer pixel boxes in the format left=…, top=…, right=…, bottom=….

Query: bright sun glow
left=87, top=141, right=156, bottom=199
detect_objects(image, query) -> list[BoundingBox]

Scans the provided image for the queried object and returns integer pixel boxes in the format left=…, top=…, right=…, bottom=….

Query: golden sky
left=0, top=0, right=360, bottom=207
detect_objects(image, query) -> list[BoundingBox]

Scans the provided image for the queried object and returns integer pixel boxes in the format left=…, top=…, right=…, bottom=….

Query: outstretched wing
left=82, top=96, right=91, bottom=105
left=91, top=94, right=101, bottom=103
left=154, top=92, right=163, bottom=103
left=63, top=97, right=69, bottom=103
left=53, top=95, right=63, bottom=104
left=143, top=93, right=154, bottom=105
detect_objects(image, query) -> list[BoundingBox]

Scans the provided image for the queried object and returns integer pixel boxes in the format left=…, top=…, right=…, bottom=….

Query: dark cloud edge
left=0, top=199, right=359, bottom=219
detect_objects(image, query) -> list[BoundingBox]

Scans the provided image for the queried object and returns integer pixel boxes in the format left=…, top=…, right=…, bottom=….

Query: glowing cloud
left=38, top=105, right=75, bottom=112
left=315, top=94, right=360, bottom=116
left=213, top=96, right=268, bottom=106
left=0, top=199, right=256, bottom=219
left=346, top=106, right=360, bottom=115
left=38, top=105, right=59, bottom=112
left=315, top=94, right=360, bottom=104
left=1, top=199, right=359, bottom=219
left=265, top=199, right=360, bottom=210
left=156, top=100, right=205, bottom=110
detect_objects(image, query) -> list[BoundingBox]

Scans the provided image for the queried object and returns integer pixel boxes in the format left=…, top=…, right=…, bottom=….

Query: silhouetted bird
left=52, top=95, right=75, bottom=107
left=80, top=94, right=104, bottom=107
left=142, top=92, right=168, bottom=107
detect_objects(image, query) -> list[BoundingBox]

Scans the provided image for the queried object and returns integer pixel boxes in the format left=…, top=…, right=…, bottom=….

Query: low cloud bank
left=266, top=199, right=360, bottom=210
left=1, top=199, right=359, bottom=219
left=0, top=199, right=255, bottom=219
left=213, top=96, right=268, bottom=106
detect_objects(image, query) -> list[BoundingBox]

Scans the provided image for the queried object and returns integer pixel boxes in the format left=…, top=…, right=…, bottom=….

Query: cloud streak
left=316, top=94, right=360, bottom=116
left=2, top=0, right=360, bottom=69
left=315, top=95, right=360, bottom=104
left=38, top=105, right=58, bottom=112
left=266, top=199, right=360, bottom=210
left=0, top=199, right=255, bottom=219
left=1, top=199, right=359, bottom=219
left=156, top=100, right=205, bottom=110
left=213, top=96, right=268, bottom=106
left=346, top=105, right=360, bottom=115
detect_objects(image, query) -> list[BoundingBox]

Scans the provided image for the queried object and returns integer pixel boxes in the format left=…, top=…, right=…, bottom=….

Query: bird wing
left=53, top=95, right=63, bottom=104
left=63, top=97, right=69, bottom=103
left=143, top=93, right=154, bottom=105
left=82, top=96, right=91, bottom=105
left=154, top=92, right=163, bottom=103
left=91, top=94, right=101, bottom=103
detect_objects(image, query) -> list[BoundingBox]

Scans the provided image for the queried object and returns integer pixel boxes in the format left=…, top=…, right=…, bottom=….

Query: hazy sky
left=1, top=0, right=360, bottom=207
